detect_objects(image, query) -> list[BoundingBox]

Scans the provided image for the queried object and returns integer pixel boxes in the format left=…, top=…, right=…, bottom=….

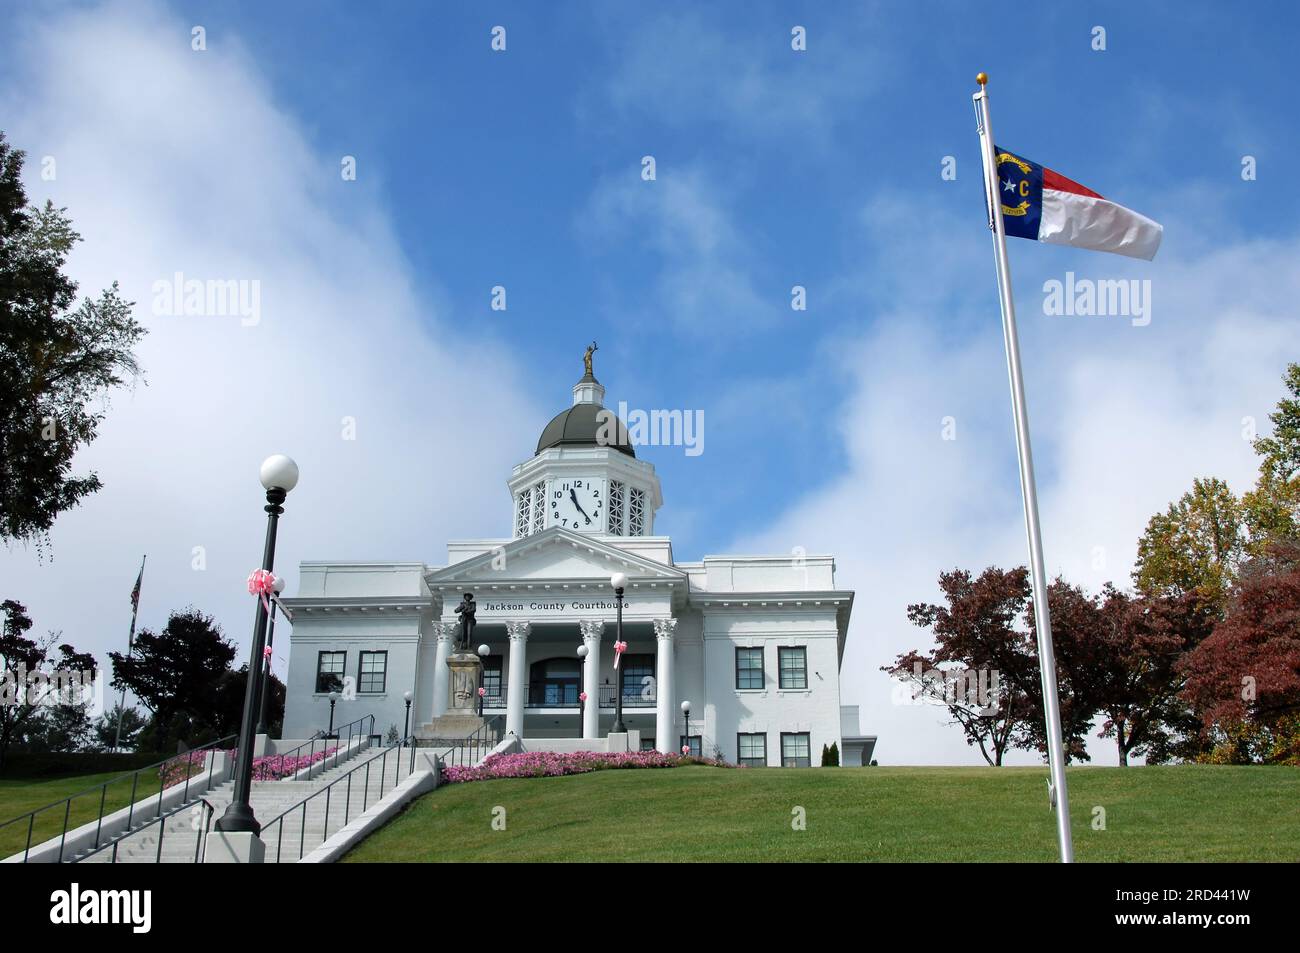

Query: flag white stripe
left=1039, top=188, right=1163, bottom=260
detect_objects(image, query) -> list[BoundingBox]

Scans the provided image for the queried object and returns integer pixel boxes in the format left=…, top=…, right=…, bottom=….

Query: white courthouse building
left=281, top=360, right=875, bottom=767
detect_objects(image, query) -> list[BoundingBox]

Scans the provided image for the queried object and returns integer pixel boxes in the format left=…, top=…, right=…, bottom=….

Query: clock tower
left=507, top=348, right=662, bottom=538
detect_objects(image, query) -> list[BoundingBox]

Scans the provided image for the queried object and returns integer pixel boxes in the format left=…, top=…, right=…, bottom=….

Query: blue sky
left=146, top=0, right=1295, bottom=557
left=2, top=0, right=1297, bottom=762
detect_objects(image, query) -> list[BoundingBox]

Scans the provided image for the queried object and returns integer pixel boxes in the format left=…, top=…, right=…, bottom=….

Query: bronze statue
left=454, top=592, right=476, bottom=651
left=583, top=341, right=598, bottom=377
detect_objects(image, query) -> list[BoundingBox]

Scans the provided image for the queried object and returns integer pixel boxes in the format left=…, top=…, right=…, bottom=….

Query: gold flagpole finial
left=976, top=72, right=988, bottom=86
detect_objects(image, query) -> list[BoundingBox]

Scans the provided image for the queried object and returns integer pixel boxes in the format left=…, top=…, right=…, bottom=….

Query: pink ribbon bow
left=579, top=691, right=588, bottom=703
left=681, top=745, right=690, bottom=756
left=477, top=687, right=486, bottom=696
left=247, top=569, right=276, bottom=613
left=263, top=646, right=272, bottom=661
left=613, top=640, right=628, bottom=669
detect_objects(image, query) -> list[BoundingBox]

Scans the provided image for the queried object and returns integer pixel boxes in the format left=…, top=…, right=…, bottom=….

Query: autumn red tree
left=1180, top=544, right=1300, bottom=764
left=1019, top=579, right=1108, bottom=763
left=1087, top=588, right=1216, bottom=765
left=889, top=567, right=1039, bottom=766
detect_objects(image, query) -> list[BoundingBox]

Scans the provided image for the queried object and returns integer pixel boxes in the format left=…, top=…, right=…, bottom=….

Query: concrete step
left=74, top=747, right=420, bottom=863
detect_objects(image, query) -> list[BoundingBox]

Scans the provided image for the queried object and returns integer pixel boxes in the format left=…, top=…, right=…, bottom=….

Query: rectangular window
left=640, top=738, right=656, bottom=752
left=778, top=646, right=808, bottom=690
left=737, top=733, right=767, bottom=768
left=619, top=654, right=655, bottom=705
left=315, top=651, right=346, bottom=694
left=781, top=732, right=811, bottom=768
left=679, top=735, right=702, bottom=757
left=735, top=646, right=764, bottom=690
left=358, top=651, right=387, bottom=694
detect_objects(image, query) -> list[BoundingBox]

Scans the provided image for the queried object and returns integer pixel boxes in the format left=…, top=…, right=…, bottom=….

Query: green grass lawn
left=342, top=764, right=1300, bottom=863
left=0, top=770, right=164, bottom=860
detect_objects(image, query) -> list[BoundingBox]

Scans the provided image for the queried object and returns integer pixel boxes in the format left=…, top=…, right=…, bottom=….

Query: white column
left=653, top=618, right=677, bottom=753
left=505, top=621, right=530, bottom=737
left=431, top=623, right=454, bottom=718
left=580, top=620, right=604, bottom=739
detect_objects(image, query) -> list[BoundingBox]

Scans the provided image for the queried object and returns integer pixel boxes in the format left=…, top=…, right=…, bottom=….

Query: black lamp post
left=326, top=691, right=339, bottom=738
left=610, top=571, right=627, bottom=733
left=216, top=454, right=299, bottom=835
left=577, top=643, right=589, bottom=739
left=681, top=700, right=691, bottom=755
left=255, top=574, right=286, bottom=735
left=402, top=691, right=412, bottom=745
left=476, top=643, right=489, bottom=716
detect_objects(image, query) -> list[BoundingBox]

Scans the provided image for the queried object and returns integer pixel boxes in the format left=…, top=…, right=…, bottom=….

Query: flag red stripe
left=1043, top=167, right=1103, bottom=199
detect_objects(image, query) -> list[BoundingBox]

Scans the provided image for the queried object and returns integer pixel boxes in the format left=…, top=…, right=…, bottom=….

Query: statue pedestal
left=413, top=651, right=485, bottom=745
left=446, top=651, right=483, bottom=713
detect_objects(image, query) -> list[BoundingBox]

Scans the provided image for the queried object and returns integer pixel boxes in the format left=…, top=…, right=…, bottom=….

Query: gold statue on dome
left=583, top=341, right=598, bottom=377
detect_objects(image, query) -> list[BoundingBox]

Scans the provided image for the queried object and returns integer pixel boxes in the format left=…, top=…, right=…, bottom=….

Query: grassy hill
left=342, top=763, right=1300, bottom=863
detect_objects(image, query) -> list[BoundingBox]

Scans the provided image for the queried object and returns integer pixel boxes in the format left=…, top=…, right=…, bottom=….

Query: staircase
left=75, top=744, right=422, bottom=864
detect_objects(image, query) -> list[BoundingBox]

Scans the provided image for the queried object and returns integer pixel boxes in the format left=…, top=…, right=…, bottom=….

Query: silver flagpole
left=114, top=554, right=146, bottom=752
left=972, top=72, right=1074, bottom=863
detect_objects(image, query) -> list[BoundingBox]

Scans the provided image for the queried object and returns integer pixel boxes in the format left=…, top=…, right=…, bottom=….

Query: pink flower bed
left=158, top=746, right=342, bottom=786
left=441, top=749, right=734, bottom=784
left=249, top=746, right=340, bottom=781
left=158, top=750, right=211, bottom=787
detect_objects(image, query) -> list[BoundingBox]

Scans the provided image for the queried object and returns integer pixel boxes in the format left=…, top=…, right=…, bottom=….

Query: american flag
left=130, top=560, right=144, bottom=611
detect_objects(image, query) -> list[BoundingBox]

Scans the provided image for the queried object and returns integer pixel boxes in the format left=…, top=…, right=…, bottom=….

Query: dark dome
left=536, top=403, right=636, bottom=457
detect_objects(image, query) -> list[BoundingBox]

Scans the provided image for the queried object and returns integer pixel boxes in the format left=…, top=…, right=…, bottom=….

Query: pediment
left=424, top=527, right=685, bottom=587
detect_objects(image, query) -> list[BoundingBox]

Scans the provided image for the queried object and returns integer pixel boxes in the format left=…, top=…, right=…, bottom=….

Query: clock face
left=550, top=478, right=604, bottom=531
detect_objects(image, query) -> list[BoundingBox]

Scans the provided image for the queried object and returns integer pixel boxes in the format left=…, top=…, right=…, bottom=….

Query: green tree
left=0, top=599, right=97, bottom=770
left=95, top=702, right=147, bottom=751
left=1133, top=477, right=1248, bottom=611
left=108, top=609, right=236, bottom=751
left=1243, top=363, right=1300, bottom=551
left=0, top=132, right=145, bottom=546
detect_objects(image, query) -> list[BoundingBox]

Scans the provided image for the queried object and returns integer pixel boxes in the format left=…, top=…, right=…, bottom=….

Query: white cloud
left=588, top=8, right=886, bottom=146
left=731, top=218, right=1300, bottom=766
left=0, top=2, right=542, bottom=683
left=581, top=165, right=778, bottom=333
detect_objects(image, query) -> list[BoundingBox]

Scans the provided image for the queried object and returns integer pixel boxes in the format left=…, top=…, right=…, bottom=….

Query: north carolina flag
left=995, top=147, right=1162, bottom=260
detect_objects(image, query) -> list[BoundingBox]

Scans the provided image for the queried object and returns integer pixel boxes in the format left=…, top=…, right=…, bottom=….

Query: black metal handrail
left=0, top=733, right=238, bottom=863
left=260, top=742, right=419, bottom=863
left=438, top=715, right=505, bottom=767
left=265, top=713, right=374, bottom=782
left=74, top=794, right=219, bottom=864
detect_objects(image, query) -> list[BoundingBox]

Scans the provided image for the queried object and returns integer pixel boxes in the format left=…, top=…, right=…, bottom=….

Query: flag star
left=1002, top=178, right=1017, bottom=193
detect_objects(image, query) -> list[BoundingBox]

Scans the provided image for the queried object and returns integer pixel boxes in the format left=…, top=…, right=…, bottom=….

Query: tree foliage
left=1179, top=543, right=1300, bottom=764
left=0, top=598, right=97, bottom=769
left=1133, top=477, right=1248, bottom=611
left=891, top=567, right=1037, bottom=766
left=1243, top=363, right=1300, bottom=552
left=108, top=609, right=236, bottom=750
left=0, top=132, right=145, bottom=546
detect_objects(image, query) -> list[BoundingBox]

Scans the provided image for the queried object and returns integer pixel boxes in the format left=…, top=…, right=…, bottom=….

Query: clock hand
left=569, top=488, right=590, bottom=519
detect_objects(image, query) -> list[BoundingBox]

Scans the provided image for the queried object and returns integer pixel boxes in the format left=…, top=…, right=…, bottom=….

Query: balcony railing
left=479, top=683, right=657, bottom=708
